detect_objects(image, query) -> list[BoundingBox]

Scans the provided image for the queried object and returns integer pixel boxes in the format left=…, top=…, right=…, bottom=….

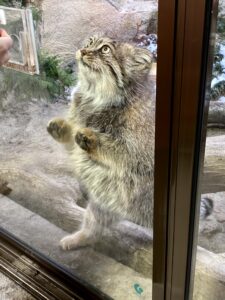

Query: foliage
left=211, top=13, right=225, bottom=100
left=0, top=51, right=75, bottom=101
left=213, top=44, right=224, bottom=77
left=0, top=0, right=14, bottom=6
left=0, top=0, right=42, bottom=22
left=217, top=16, right=225, bottom=34
left=30, top=5, right=42, bottom=23
left=0, top=0, right=73, bottom=100
left=38, top=51, right=75, bottom=98
left=0, top=0, right=25, bottom=7
left=211, top=80, right=225, bottom=100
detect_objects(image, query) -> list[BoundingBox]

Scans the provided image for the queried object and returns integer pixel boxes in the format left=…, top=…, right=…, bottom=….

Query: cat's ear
left=134, top=48, right=153, bottom=68
left=112, top=40, right=118, bottom=47
left=122, top=45, right=153, bottom=78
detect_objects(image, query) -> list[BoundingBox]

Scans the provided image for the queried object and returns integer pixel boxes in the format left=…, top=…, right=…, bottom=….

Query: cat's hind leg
left=60, top=204, right=102, bottom=250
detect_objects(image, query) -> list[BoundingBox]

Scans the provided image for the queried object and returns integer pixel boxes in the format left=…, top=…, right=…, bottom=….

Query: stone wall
left=106, top=0, right=157, bottom=12
left=41, top=0, right=157, bottom=61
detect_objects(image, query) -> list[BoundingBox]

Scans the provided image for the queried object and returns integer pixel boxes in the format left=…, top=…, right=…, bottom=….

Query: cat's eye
left=101, top=45, right=110, bottom=54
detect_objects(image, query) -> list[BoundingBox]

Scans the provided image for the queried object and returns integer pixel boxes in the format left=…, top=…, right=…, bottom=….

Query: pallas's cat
left=47, top=35, right=155, bottom=249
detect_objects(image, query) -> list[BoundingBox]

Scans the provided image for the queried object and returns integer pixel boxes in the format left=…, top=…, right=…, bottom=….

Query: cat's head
left=76, top=35, right=153, bottom=89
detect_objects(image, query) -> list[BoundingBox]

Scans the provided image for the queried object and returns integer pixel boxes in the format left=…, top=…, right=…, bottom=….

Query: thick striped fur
left=47, top=36, right=213, bottom=250
left=47, top=36, right=154, bottom=249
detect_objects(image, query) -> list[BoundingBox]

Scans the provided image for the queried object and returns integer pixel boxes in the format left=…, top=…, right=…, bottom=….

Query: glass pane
left=0, top=5, right=39, bottom=74
left=193, top=1, right=225, bottom=299
left=0, top=0, right=158, bottom=299
left=0, top=7, right=24, bottom=63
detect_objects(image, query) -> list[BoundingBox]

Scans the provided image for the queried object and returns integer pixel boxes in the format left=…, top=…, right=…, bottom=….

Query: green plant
left=217, top=16, right=225, bottom=34
left=0, top=0, right=14, bottom=6
left=0, top=51, right=75, bottom=101
left=38, top=51, right=75, bottom=98
left=30, top=6, right=42, bottom=23
left=211, top=80, right=225, bottom=100
left=210, top=13, right=225, bottom=100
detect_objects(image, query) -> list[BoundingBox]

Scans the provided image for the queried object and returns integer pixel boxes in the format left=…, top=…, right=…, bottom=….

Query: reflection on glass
left=0, top=5, right=39, bottom=74
left=0, top=1, right=158, bottom=299
left=193, top=1, right=225, bottom=299
left=1, top=8, right=24, bottom=63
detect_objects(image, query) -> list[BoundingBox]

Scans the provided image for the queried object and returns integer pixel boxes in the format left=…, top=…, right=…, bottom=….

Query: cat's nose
left=80, top=49, right=87, bottom=56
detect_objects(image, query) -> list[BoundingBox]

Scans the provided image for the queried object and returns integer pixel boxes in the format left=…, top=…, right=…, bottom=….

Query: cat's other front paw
left=75, top=128, right=97, bottom=152
left=47, top=118, right=72, bottom=143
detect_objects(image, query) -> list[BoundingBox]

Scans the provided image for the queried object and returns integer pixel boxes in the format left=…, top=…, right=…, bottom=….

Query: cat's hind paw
left=60, top=231, right=92, bottom=250
left=60, top=235, right=76, bottom=250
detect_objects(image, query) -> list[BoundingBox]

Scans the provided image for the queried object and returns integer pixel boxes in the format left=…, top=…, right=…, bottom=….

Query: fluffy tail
left=200, top=197, right=213, bottom=220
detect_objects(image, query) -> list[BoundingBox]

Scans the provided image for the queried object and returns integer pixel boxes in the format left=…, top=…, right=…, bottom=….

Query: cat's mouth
left=76, top=50, right=90, bottom=67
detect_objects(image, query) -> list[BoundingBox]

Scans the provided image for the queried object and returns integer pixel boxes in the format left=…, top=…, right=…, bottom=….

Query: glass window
left=0, top=5, right=39, bottom=73
left=192, top=1, right=225, bottom=299
left=0, top=1, right=158, bottom=299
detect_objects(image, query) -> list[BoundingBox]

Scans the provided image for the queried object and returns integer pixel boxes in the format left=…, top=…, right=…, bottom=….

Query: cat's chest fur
left=71, top=93, right=127, bottom=137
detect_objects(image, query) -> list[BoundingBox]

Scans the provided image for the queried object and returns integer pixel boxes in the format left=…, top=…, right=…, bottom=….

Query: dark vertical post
left=153, top=0, right=177, bottom=299
left=153, top=0, right=216, bottom=299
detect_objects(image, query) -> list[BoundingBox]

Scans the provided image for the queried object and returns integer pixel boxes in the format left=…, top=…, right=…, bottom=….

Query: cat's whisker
left=59, top=51, right=75, bottom=56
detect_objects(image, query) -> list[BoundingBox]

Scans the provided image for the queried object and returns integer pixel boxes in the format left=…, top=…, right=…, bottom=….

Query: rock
left=0, top=196, right=153, bottom=300
left=208, top=101, right=225, bottom=128
left=106, top=0, right=157, bottom=13
left=41, top=0, right=158, bottom=61
left=199, top=192, right=225, bottom=253
left=202, top=133, right=225, bottom=193
left=0, top=100, right=86, bottom=232
left=1, top=196, right=225, bottom=300
left=193, top=246, right=225, bottom=300
left=0, top=179, right=12, bottom=196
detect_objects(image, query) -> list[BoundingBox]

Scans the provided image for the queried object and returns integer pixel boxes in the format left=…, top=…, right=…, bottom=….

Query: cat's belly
left=70, top=146, right=129, bottom=214
left=70, top=146, right=153, bottom=227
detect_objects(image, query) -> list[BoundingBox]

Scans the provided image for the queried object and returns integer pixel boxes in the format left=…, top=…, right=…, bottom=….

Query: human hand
left=0, top=29, right=13, bottom=66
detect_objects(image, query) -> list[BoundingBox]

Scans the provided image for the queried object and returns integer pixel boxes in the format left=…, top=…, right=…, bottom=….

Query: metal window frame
left=153, top=0, right=217, bottom=300
left=0, top=228, right=111, bottom=300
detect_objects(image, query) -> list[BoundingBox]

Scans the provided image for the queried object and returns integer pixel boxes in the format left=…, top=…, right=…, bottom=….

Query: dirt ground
left=0, top=95, right=86, bottom=231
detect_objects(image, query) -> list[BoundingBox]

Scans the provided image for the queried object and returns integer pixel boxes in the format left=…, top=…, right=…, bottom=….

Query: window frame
left=153, top=0, right=218, bottom=300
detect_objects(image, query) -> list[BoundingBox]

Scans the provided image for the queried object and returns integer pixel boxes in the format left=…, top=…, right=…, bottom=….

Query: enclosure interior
left=0, top=1, right=225, bottom=300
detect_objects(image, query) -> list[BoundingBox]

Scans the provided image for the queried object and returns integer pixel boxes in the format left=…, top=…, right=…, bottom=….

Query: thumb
left=0, top=29, right=10, bottom=38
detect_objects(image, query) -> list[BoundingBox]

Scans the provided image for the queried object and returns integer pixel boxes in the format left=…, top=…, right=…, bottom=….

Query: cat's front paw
left=75, top=128, right=97, bottom=152
left=47, top=118, right=72, bottom=143
left=60, top=231, right=91, bottom=250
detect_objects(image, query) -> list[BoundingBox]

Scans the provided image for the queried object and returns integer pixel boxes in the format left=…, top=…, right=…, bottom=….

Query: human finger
left=0, top=28, right=10, bottom=37
left=0, top=51, right=10, bottom=65
left=0, top=36, right=13, bottom=52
